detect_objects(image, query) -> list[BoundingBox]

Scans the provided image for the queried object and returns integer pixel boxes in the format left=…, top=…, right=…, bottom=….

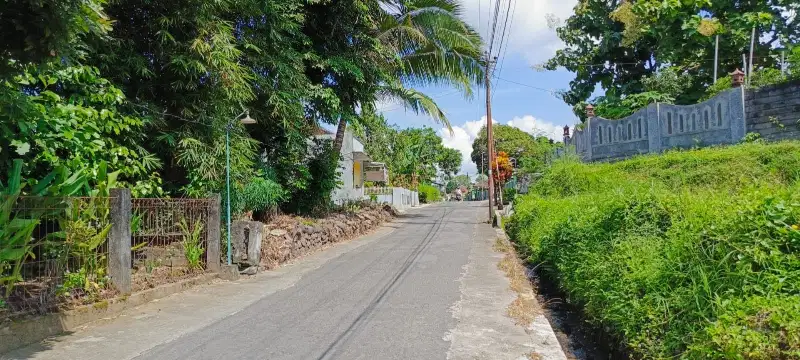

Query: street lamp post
left=226, top=110, right=257, bottom=265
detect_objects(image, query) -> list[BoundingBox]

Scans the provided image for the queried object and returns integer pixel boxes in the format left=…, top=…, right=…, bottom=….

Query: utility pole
left=713, top=34, right=719, bottom=83
left=485, top=52, right=496, bottom=224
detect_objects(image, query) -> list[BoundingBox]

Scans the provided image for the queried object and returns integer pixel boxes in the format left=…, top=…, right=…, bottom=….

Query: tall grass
left=507, top=142, right=800, bottom=359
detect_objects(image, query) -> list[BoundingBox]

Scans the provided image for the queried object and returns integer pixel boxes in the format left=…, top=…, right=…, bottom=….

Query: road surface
left=4, top=201, right=564, bottom=360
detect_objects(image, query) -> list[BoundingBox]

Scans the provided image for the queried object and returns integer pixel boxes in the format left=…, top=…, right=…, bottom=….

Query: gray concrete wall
left=571, top=87, right=747, bottom=162
left=745, top=80, right=800, bottom=141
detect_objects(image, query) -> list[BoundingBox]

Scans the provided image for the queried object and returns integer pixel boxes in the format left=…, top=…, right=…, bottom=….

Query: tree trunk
left=333, top=118, right=347, bottom=153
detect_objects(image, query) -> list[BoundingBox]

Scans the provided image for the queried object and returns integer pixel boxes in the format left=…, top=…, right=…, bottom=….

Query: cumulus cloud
left=506, top=115, right=564, bottom=140
left=440, top=115, right=563, bottom=175
left=459, top=0, right=578, bottom=64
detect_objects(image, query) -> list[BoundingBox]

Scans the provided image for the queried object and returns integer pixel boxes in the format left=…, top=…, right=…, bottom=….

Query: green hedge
left=418, top=184, right=441, bottom=203
left=507, top=142, right=800, bottom=359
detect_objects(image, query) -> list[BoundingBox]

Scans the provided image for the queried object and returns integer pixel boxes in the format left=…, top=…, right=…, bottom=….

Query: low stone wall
left=260, top=205, right=395, bottom=269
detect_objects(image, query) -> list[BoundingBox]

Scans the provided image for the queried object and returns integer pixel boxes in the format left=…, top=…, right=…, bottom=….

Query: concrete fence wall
left=365, top=187, right=418, bottom=210
left=745, top=80, right=800, bottom=141
left=570, top=86, right=756, bottom=162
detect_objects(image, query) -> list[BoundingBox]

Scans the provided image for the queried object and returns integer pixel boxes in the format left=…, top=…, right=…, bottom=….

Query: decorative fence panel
left=566, top=87, right=747, bottom=162
left=131, top=198, right=217, bottom=292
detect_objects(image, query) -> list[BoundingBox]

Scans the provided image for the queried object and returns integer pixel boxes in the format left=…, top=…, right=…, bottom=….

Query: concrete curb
left=0, top=273, right=219, bottom=355
left=494, top=227, right=567, bottom=360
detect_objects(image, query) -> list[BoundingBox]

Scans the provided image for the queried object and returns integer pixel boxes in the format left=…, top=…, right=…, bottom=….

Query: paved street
left=4, top=202, right=563, bottom=360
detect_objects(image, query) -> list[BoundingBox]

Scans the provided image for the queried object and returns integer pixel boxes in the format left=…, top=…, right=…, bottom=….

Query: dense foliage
left=547, top=1, right=799, bottom=120
left=471, top=124, right=555, bottom=175
left=0, top=65, right=162, bottom=196
left=0, top=0, right=480, bottom=215
left=507, top=142, right=800, bottom=358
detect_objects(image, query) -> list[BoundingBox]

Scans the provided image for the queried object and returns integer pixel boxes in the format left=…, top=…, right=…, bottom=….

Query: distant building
left=313, top=128, right=387, bottom=204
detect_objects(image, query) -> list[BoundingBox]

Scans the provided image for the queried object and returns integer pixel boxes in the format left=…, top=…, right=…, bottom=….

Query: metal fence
left=131, top=198, right=215, bottom=291
left=1, top=196, right=113, bottom=317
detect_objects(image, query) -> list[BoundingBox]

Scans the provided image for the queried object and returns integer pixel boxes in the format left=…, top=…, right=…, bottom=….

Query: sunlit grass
left=507, top=141, right=800, bottom=359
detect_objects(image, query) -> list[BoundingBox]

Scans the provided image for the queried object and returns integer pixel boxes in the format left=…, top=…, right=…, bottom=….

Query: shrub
left=418, top=184, right=441, bottom=203
left=507, top=141, right=800, bottom=359
left=285, top=139, right=341, bottom=216
left=242, top=177, right=285, bottom=214
left=502, top=187, right=516, bottom=204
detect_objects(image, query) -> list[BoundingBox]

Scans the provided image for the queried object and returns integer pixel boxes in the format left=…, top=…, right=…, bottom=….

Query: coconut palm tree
left=332, top=0, right=484, bottom=152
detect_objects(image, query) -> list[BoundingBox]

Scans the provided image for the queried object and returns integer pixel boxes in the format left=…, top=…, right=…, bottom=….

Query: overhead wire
left=492, top=0, right=515, bottom=101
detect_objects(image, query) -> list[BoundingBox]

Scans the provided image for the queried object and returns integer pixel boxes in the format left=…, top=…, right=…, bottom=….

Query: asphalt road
left=136, top=201, right=480, bottom=360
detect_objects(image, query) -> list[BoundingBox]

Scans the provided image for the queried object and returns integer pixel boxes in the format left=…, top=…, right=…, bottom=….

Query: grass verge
left=507, top=141, right=800, bottom=359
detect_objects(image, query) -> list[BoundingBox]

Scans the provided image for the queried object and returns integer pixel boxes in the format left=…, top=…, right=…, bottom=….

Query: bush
left=502, top=187, right=516, bottom=204
left=242, top=177, right=285, bottom=214
left=285, top=139, right=341, bottom=216
left=418, top=184, right=441, bottom=203
left=507, top=141, right=800, bottom=359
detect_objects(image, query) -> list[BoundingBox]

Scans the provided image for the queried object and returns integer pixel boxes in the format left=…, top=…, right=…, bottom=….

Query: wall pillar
left=206, top=194, right=221, bottom=272
left=728, top=87, right=747, bottom=141
left=646, top=103, right=661, bottom=154
left=109, top=188, right=132, bottom=294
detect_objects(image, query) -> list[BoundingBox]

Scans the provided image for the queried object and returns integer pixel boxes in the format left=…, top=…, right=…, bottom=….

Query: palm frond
left=379, top=84, right=451, bottom=134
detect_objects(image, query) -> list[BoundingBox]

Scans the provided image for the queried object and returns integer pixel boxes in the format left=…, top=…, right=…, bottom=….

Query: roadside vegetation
left=507, top=141, right=800, bottom=358
left=0, top=0, right=478, bottom=215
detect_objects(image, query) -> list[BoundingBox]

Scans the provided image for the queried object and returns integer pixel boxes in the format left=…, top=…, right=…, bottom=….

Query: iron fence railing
left=131, top=198, right=214, bottom=290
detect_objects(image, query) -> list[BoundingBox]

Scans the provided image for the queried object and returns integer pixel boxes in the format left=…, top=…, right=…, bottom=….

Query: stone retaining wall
left=260, top=205, right=395, bottom=269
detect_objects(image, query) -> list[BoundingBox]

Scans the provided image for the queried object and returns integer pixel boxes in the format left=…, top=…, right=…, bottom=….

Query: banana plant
left=1, top=159, right=87, bottom=296
left=0, top=160, right=40, bottom=296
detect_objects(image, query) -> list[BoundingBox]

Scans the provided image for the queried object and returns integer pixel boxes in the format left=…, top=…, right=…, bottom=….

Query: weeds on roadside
left=178, top=219, right=204, bottom=271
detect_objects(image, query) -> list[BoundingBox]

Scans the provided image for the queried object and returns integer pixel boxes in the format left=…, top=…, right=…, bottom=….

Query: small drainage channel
left=529, top=266, right=630, bottom=360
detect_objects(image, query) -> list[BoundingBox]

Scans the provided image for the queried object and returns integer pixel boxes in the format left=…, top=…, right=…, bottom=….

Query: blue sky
left=379, top=0, right=583, bottom=175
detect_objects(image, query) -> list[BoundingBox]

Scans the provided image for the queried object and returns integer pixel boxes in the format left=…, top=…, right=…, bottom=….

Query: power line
left=487, top=0, right=503, bottom=56
left=493, top=76, right=559, bottom=95
left=492, top=0, right=516, bottom=101
left=494, top=0, right=514, bottom=61
left=127, top=102, right=212, bottom=127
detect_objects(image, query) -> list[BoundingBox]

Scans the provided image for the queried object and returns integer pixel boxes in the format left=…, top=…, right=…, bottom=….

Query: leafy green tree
left=471, top=124, right=554, bottom=175
left=546, top=0, right=798, bottom=111
left=0, top=65, right=162, bottom=196
left=437, top=148, right=462, bottom=178
left=356, top=114, right=456, bottom=187
left=0, top=0, right=112, bottom=78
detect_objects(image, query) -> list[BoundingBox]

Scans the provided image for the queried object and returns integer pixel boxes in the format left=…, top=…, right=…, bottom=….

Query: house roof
left=312, top=126, right=334, bottom=136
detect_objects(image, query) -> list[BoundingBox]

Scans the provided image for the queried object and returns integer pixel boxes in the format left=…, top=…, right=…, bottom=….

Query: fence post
left=207, top=194, right=221, bottom=272
left=109, top=188, right=132, bottom=294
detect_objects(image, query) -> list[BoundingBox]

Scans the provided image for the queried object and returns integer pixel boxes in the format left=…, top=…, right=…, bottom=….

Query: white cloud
left=440, top=116, right=496, bottom=175
left=506, top=115, right=563, bottom=140
left=439, top=114, right=563, bottom=175
left=460, top=0, right=578, bottom=65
